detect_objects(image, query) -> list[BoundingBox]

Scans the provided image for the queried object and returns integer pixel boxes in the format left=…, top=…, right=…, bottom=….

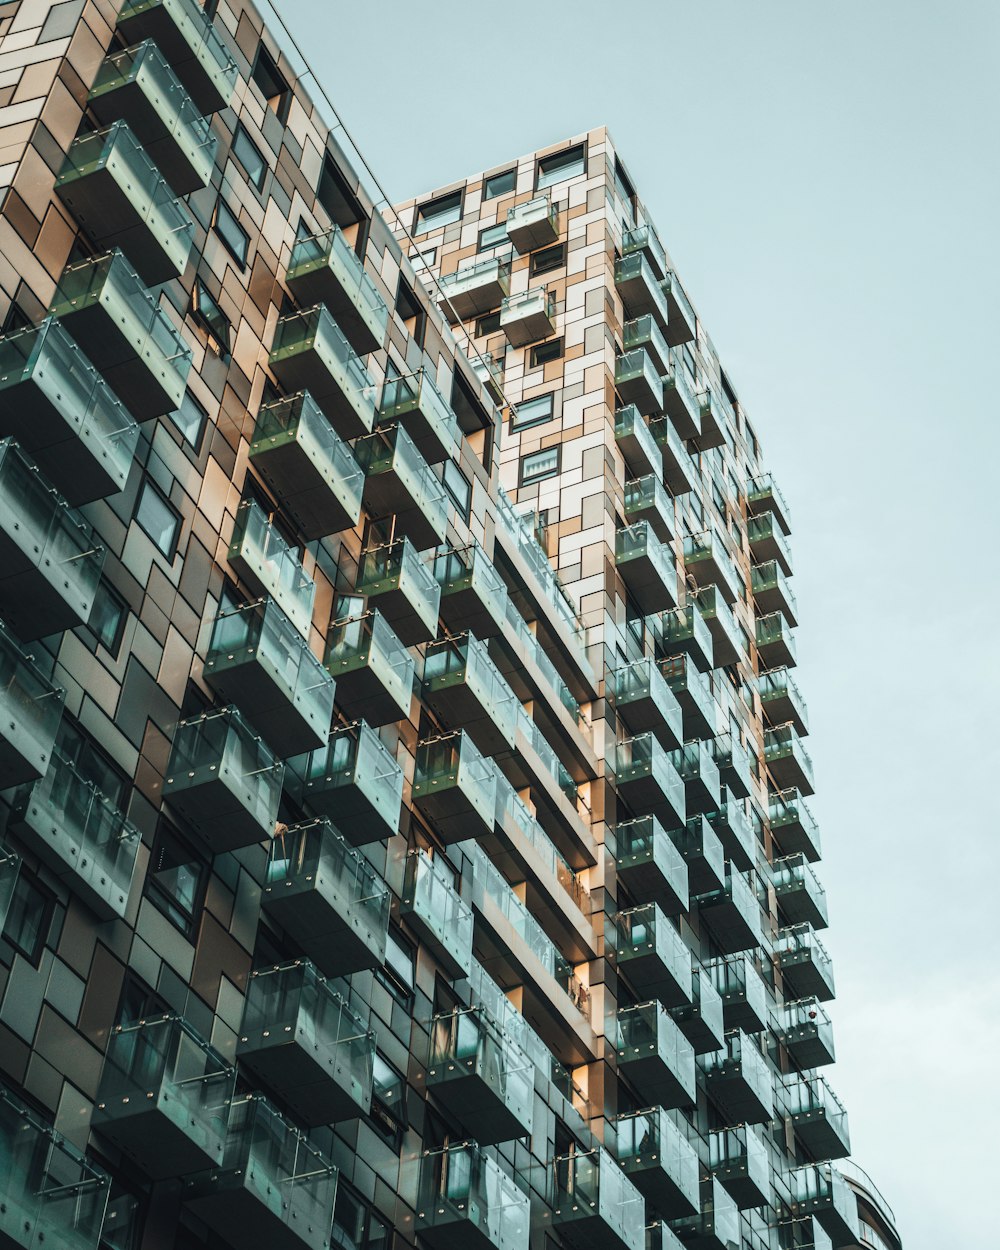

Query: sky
left=272, top=2, right=1000, bottom=1244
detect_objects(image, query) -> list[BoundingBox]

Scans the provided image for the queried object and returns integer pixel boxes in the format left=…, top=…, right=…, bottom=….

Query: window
left=530, top=243, right=565, bottom=276
left=2, top=873, right=54, bottom=965
left=536, top=144, right=585, bottom=189
left=214, top=199, right=249, bottom=267
left=252, top=44, right=290, bottom=124
left=144, top=823, right=208, bottom=938
left=89, top=581, right=127, bottom=655
left=614, top=158, right=636, bottom=219
left=191, top=280, right=231, bottom=358
left=231, top=122, right=266, bottom=190
left=478, top=222, right=508, bottom=251
left=416, top=190, right=462, bottom=234
left=370, top=1053, right=406, bottom=1147
left=135, top=479, right=181, bottom=559
left=520, top=446, right=560, bottom=485
left=377, top=926, right=414, bottom=1003
left=169, top=390, right=208, bottom=449
left=511, top=393, right=554, bottom=431
left=484, top=169, right=515, bottom=199
left=57, top=718, right=128, bottom=807
left=442, top=460, right=471, bottom=520
left=409, top=245, right=436, bottom=273
left=332, top=1183, right=392, bottom=1250
left=475, top=311, right=501, bottom=336
left=317, top=153, right=364, bottom=228
left=99, top=1182, right=142, bottom=1250
left=395, top=279, right=425, bottom=349
left=530, top=338, right=563, bottom=368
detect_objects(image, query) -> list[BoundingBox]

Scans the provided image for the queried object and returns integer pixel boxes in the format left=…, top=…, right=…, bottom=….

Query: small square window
left=530, top=243, right=565, bottom=276
left=214, top=200, right=249, bottom=267
left=478, top=222, right=509, bottom=251
left=484, top=169, right=516, bottom=199
left=170, top=390, right=208, bottom=449
left=530, top=338, right=563, bottom=368
left=520, top=446, right=560, bottom=485
left=442, top=460, right=471, bottom=520
left=231, top=122, right=267, bottom=190
left=144, top=823, right=208, bottom=938
left=409, top=245, right=436, bottom=273
left=135, top=479, right=181, bottom=559
left=416, top=190, right=463, bottom=234
left=89, top=580, right=127, bottom=655
left=2, top=872, right=54, bottom=966
left=475, top=311, right=501, bottom=336
left=536, top=144, right=585, bottom=190
left=511, top=393, right=554, bottom=431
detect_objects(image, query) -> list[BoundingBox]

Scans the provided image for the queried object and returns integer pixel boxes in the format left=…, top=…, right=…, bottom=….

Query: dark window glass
left=99, top=1183, right=141, bottom=1250
left=317, top=154, right=364, bottom=228
left=57, top=718, right=128, bottom=807
left=192, top=281, right=231, bottom=358
left=2, top=873, right=53, bottom=965
left=144, top=824, right=208, bottom=938
left=537, top=144, right=585, bottom=189
left=135, top=479, right=181, bottom=559
left=214, top=199, right=249, bottom=266
left=530, top=338, right=563, bottom=368
left=170, top=391, right=208, bottom=449
left=530, top=243, right=565, bottom=276
left=484, top=169, right=515, bottom=199
left=332, top=1187, right=366, bottom=1250
left=377, top=927, right=414, bottom=1003
left=371, top=1052, right=406, bottom=1144
left=89, top=581, right=127, bottom=654
left=475, top=311, right=501, bottom=336
left=252, top=44, right=290, bottom=123
left=520, top=446, right=560, bottom=485
left=511, top=393, right=554, bottom=431
left=416, top=190, right=462, bottom=233
left=442, top=460, right=471, bottom=520
left=232, top=122, right=266, bottom=190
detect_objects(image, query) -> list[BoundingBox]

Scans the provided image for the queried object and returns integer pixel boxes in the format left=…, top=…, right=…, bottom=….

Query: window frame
left=213, top=198, right=249, bottom=268
left=169, top=390, right=208, bottom=451
left=520, top=445, right=561, bottom=486
left=530, top=243, right=566, bottom=277
left=511, top=392, right=555, bottom=432
left=415, top=190, right=463, bottom=234
left=483, top=169, right=516, bottom=199
left=376, top=925, right=415, bottom=1005
left=477, top=222, right=509, bottom=252
left=143, top=821, right=209, bottom=940
left=441, top=459, right=471, bottom=521
left=474, top=311, right=501, bottom=336
left=134, top=478, right=182, bottom=561
left=89, top=580, right=128, bottom=656
left=2, top=871, right=55, bottom=966
left=530, top=338, right=563, bottom=368
left=535, top=144, right=586, bottom=191
left=231, top=122, right=267, bottom=191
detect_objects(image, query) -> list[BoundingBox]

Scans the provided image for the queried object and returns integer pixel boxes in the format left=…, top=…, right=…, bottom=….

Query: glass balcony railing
left=624, top=315, right=670, bottom=374
left=0, top=438, right=106, bottom=639
left=759, top=666, right=809, bottom=735
left=0, top=317, right=139, bottom=504
left=617, top=1000, right=697, bottom=1109
left=624, top=474, right=675, bottom=542
left=617, top=522, right=677, bottom=614
left=515, top=704, right=580, bottom=809
left=649, top=412, right=697, bottom=495
left=286, top=720, right=403, bottom=844
left=434, top=541, right=510, bottom=639
left=0, top=852, right=19, bottom=932
left=184, top=1094, right=337, bottom=1250
left=615, top=733, right=686, bottom=827
left=55, top=121, right=194, bottom=284
left=704, top=788, right=755, bottom=874
left=324, top=608, right=413, bottom=725
left=616, top=1107, right=700, bottom=1219
left=269, top=305, right=376, bottom=440
left=788, top=1165, right=860, bottom=1247
left=747, top=472, right=792, bottom=534
left=776, top=923, right=836, bottom=1002
left=94, top=1014, right=234, bottom=1179
left=48, top=249, right=192, bottom=418
left=773, top=853, right=829, bottom=929
left=696, top=865, right=763, bottom=955
left=498, top=593, right=588, bottom=728
left=88, top=39, right=217, bottom=194
left=615, top=404, right=661, bottom=478
left=622, top=224, right=667, bottom=279
left=413, top=730, right=498, bottom=843
left=695, top=585, right=741, bottom=667
left=249, top=391, right=363, bottom=539
left=9, top=746, right=140, bottom=921
left=615, top=814, right=688, bottom=916
left=227, top=497, right=316, bottom=637
left=286, top=224, right=388, bottom=355
left=765, top=722, right=815, bottom=795
left=354, top=422, right=449, bottom=550
left=610, top=659, right=684, bottom=750
left=700, top=1029, right=775, bottom=1124
left=752, top=559, right=798, bottom=623
left=506, top=194, right=559, bottom=252
left=355, top=537, right=441, bottom=645
left=615, top=252, right=670, bottom=331
left=551, top=1146, right=645, bottom=1250
left=423, top=633, right=517, bottom=752
left=500, top=286, right=556, bottom=347
left=238, top=959, right=374, bottom=1124
left=774, top=998, right=836, bottom=1069
left=706, top=952, right=769, bottom=1036
left=616, top=348, right=664, bottom=416
left=782, top=1074, right=851, bottom=1160
left=416, top=1141, right=529, bottom=1250
left=769, top=786, right=822, bottom=861
left=667, top=741, right=722, bottom=815
left=472, top=349, right=504, bottom=403
left=437, top=256, right=511, bottom=322
left=755, top=611, right=797, bottom=668
left=748, top=510, right=793, bottom=575
left=0, top=616, right=65, bottom=790
left=669, top=963, right=725, bottom=1057
left=661, top=346, right=701, bottom=439
left=116, top=0, right=238, bottom=114
left=683, top=529, right=740, bottom=605
left=708, top=1124, right=771, bottom=1210
left=400, top=847, right=474, bottom=979
left=667, top=1176, right=739, bottom=1250
left=655, top=604, right=714, bottom=676
left=616, top=901, right=693, bottom=1008
left=494, top=769, right=587, bottom=911
left=163, top=706, right=283, bottom=853
left=675, top=815, right=725, bottom=894
left=710, top=733, right=753, bottom=805
left=691, top=388, right=729, bottom=451
left=379, top=367, right=459, bottom=464
left=660, top=271, right=697, bottom=346
left=0, top=1081, right=109, bottom=1250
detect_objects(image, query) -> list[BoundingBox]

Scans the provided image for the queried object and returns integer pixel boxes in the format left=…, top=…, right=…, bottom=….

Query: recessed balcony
left=783, top=1074, right=851, bottom=1161
left=417, top=1141, right=529, bottom=1250
left=162, top=706, right=283, bottom=853
left=400, top=847, right=474, bottom=979
left=0, top=616, right=64, bottom=790
left=184, top=1094, right=337, bottom=1250
left=500, top=286, right=557, bottom=347
left=615, top=733, right=686, bottom=827
left=616, top=349, right=664, bottom=416
left=668, top=741, right=722, bottom=816
left=690, top=389, right=729, bottom=452
left=624, top=315, right=671, bottom=374
left=378, top=366, right=459, bottom=464
left=93, top=1014, right=234, bottom=1179
left=756, top=611, right=797, bottom=669
left=661, top=348, right=702, bottom=439
left=616, top=815, right=689, bottom=916
left=263, top=817, right=390, bottom=976
left=649, top=415, right=697, bottom=495
left=238, top=959, right=374, bottom=1125
left=286, top=224, right=389, bottom=355
left=55, top=122, right=194, bottom=284
left=426, top=1006, right=533, bottom=1143
left=0, top=439, right=105, bottom=640
left=769, top=787, right=822, bottom=862
left=551, top=1146, right=645, bottom=1250
left=661, top=272, right=697, bottom=346
left=752, top=560, right=797, bottom=623
left=0, top=317, right=139, bottom=504
left=622, top=224, right=667, bottom=279
left=88, top=39, right=217, bottom=194
left=667, top=1177, right=740, bottom=1250
left=748, top=511, right=793, bottom=575
left=286, top=720, right=403, bottom=844
left=507, top=194, right=559, bottom=252
left=116, top=0, right=238, bottom=114
left=707, top=952, right=769, bottom=1035
left=227, top=498, right=316, bottom=637
left=759, top=666, right=809, bottom=735
left=412, top=731, right=498, bottom=844
left=323, top=608, right=413, bottom=725
left=747, top=472, right=792, bottom=535
left=615, top=253, right=670, bottom=333
left=434, top=541, right=509, bottom=639
left=615, top=405, right=662, bottom=478
left=422, top=633, right=517, bottom=754
left=700, top=1029, right=774, bottom=1124
left=610, top=659, right=684, bottom=750
left=694, top=587, right=741, bottom=668
left=694, top=868, right=763, bottom=955
left=249, top=391, right=363, bottom=539
left=673, top=816, right=725, bottom=894
left=708, top=1125, right=770, bottom=1209
left=616, top=1107, right=700, bottom=1218
left=354, top=422, right=448, bottom=550
left=616, top=522, right=678, bottom=614
left=773, top=853, right=829, bottom=929
left=657, top=605, right=714, bottom=676
left=777, top=923, right=836, bottom=1002
left=355, top=537, right=441, bottom=644
left=437, top=257, right=511, bottom=322
left=617, top=1001, right=696, bottom=1109
left=670, top=965, right=725, bottom=1055
left=683, top=530, right=741, bottom=605
left=625, top=474, right=675, bottom=542
left=48, top=250, right=192, bottom=418
left=765, top=722, right=815, bottom=794
left=269, top=305, right=377, bottom=440
left=616, top=902, right=694, bottom=1008
left=774, top=997, right=836, bottom=1069
left=788, top=1165, right=860, bottom=1249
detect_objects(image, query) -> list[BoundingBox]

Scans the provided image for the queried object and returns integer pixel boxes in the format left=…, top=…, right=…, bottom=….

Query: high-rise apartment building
left=0, top=4, right=896, bottom=1250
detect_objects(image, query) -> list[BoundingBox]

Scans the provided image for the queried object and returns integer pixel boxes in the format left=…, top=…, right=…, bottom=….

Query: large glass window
left=144, top=823, right=208, bottom=939
left=2, top=872, right=53, bottom=965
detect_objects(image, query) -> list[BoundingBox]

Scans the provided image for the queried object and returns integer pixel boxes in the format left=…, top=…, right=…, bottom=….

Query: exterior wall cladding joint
left=0, top=3, right=899, bottom=1250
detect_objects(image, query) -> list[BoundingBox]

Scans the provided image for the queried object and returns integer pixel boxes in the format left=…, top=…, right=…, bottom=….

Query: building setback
left=0, top=4, right=896, bottom=1250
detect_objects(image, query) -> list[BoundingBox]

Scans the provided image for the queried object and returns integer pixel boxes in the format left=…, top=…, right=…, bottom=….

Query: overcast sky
left=271, top=2, right=999, bottom=1243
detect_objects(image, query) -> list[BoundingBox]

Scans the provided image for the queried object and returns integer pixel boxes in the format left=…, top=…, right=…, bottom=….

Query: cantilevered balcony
left=355, top=423, right=448, bottom=550
left=769, top=787, right=822, bottom=861
left=747, top=473, right=792, bottom=534
left=617, top=523, right=678, bottom=614
left=48, top=250, right=192, bottom=417
left=412, top=731, right=498, bottom=843
left=249, top=392, right=363, bottom=539
left=238, top=960, right=374, bottom=1125
left=324, top=608, right=413, bottom=725
left=615, top=733, right=686, bottom=827
left=657, top=605, right=714, bottom=675
left=427, top=1006, right=533, bottom=1143
left=752, top=560, right=798, bottom=623
left=438, top=257, right=511, bottom=322
left=422, top=634, right=517, bottom=755
left=434, top=542, right=509, bottom=639
left=116, top=0, right=237, bottom=114
left=184, top=1095, right=337, bottom=1250
left=355, top=537, right=441, bottom=644
left=0, top=617, right=64, bottom=790
left=286, top=225, right=388, bottom=355
left=661, top=348, right=701, bottom=439
left=707, top=953, right=769, bottom=1035
left=203, top=597, right=335, bottom=755
left=625, top=315, right=671, bottom=374
left=400, top=848, right=474, bottom=979
left=269, top=305, right=377, bottom=440
left=765, top=723, right=815, bottom=795
left=55, top=122, right=194, bottom=284
left=0, top=440, right=105, bottom=639
left=673, top=816, right=725, bottom=894
left=668, top=742, right=722, bottom=816
left=615, top=253, right=670, bottom=333
left=507, top=194, right=559, bottom=252
left=616, top=816, right=689, bottom=917
left=748, top=511, right=793, bottom=575
left=625, top=474, right=675, bottom=542
left=417, top=1142, right=529, bottom=1250
left=287, top=720, right=403, bottom=844
left=0, top=317, right=139, bottom=504
left=774, top=998, right=836, bottom=1069
left=760, top=666, right=809, bottom=735
left=552, top=1146, right=645, bottom=1250
left=88, top=39, right=216, bottom=194
left=683, top=531, right=741, bottom=605
left=705, top=788, right=755, bottom=873
left=667, top=1177, right=740, bottom=1250
left=701, top=1030, right=774, bottom=1124
left=649, top=415, right=697, bottom=495
left=694, top=587, right=741, bottom=668
left=708, top=1125, right=770, bottom=1209
left=617, top=1001, right=696, bottom=1109
left=660, top=272, right=697, bottom=346
left=690, top=390, right=729, bottom=452
left=616, top=349, right=664, bottom=416
left=163, top=706, right=283, bottom=853
left=695, top=869, right=763, bottom=955
left=616, top=1107, right=699, bottom=1218
left=670, top=965, right=725, bottom=1056
left=616, top=902, right=694, bottom=1008
left=94, top=1015, right=234, bottom=1179
left=623, top=224, right=667, bottom=279
left=711, top=735, right=753, bottom=803
left=773, top=854, right=829, bottom=929
left=227, top=498, right=316, bottom=636
left=615, top=405, right=662, bottom=478
left=756, top=611, right=797, bottom=669
left=9, top=747, right=140, bottom=921
left=610, top=659, right=684, bottom=749
left=501, top=287, right=557, bottom=347
left=777, top=923, right=836, bottom=1002
left=379, top=367, right=459, bottom=464
left=783, top=1074, right=851, bottom=1161
left=263, top=818, right=390, bottom=975
left=788, top=1165, right=860, bottom=1248
left=0, top=1082, right=109, bottom=1250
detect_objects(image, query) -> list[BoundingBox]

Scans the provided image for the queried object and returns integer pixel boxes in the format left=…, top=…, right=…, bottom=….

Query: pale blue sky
left=275, top=2, right=999, bottom=1244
